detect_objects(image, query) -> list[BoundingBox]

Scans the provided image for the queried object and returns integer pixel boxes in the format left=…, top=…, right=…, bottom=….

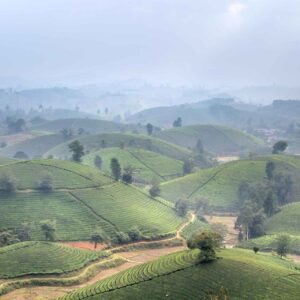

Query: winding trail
left=0, top=213, right=195, bottom=300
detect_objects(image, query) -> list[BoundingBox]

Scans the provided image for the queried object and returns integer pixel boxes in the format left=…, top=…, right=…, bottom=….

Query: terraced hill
left=161, top=155, right=300, bottom=211
left=0, top=134, right=66, bottom=158
left=46, top=133, right=192, bottom=162
left=83, top=148, right=184, bottom=183
left=32, top=118, right=125, bottom=134
left=59, top=248, right=300, bottom=300
left=0, top=159, right=182, bottom=241
left=0, top=241, right=109, bottom=278
left=155, top=124, right=265, bottom=155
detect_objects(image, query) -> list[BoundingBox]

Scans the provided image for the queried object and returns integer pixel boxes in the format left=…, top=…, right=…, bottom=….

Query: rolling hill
left=160, top=155, right=300, bottom=211
left=155, top=124, right=265, bottom=155
left=0, top=159, right=182, bottom=241
left=31, top=118, right=127, bottom=134
left=0, top=134, right=66, bottom=158
left=83, top=147, right=184, bottom=183
left=58, top=248, right=300, bottom=300
left=0, top=241, right=110, bottom=279
left=46, top=133, right=192, bottom=162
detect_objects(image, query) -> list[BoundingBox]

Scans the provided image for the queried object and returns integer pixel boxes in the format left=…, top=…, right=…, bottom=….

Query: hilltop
left=59, top=248, right=300, bottom=300
left=161, top=155, right=300, bottom=211
left=83, top=147, right=184, bottom=183
left=155, top=124, right=265, bottom=155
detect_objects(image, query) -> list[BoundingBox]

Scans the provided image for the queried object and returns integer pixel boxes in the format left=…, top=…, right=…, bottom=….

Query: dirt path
left=0, top=247, right=185, bottom=300
left=0, top=214, right=195, bottom=300
left=204, top=215, right=238, bottom=248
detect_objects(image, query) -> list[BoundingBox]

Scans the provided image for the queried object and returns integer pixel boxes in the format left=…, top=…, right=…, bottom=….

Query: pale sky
left=0, top=0, right=300, bottom=87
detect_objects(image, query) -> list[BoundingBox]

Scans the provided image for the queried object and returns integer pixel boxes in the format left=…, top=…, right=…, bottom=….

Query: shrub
left=0, top=174, right=16, bottom=193
left=128, top=227, right=143, bottom=242
left=149, top=183, right=160, bottom=198
left=37, top=172, right=53, bottom=192
left=115, top=232, right=130, bottom=244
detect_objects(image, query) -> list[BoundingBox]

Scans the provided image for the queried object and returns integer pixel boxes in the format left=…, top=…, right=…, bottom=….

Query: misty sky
left=0, top=0, right=300, bottom=87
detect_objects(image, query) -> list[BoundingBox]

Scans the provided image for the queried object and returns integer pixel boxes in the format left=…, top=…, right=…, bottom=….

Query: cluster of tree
left=5, top=117, right=26, bottom=134
left=110, top=158, right=133, bottom=184
left=173, top=117, right=182, bottom=127
left=14, top=151, right=28, bottom=160
left=0, top=173, right=17, bottom=193
left=0, top=224, right=31, bottom=247
left=272, top=140, right=288, bottom=154
left=40, top=220, right=56, bottom=241
left=175, top=199, right=189, bottom=217
left=236, top=161, right=293, bottom=240
left=36, top=172, right=53, bottom=192
left=61, top=128, right=74, bottom=139
left=113, top=226, right=144, bottom=244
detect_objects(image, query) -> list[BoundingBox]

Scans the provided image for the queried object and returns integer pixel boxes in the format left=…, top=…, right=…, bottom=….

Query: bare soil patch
left=62, top=241, right=107, bottom=251
left=205, top=215, right=238, bottom=248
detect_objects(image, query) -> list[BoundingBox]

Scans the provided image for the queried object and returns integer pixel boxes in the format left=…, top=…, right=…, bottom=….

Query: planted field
left=73, top=184, right=182, bottom=237
left=0, top=134, right=66, bottom=158
left=46, top=133, right=192, bottom=162
left=0, top=242, right=109, bottom=278
left=155, top=124, right=264, bottom=155
left=59, top=248, right=300, bottom=300
left=161, top=155, right=300, bottom=211
left=32, top=118, right=123, bottom=134
left=0, top=158, right=182, bottom=241
left=83, top=148, right=184, bottom=183
left=0, top=159, right=112, bottom=189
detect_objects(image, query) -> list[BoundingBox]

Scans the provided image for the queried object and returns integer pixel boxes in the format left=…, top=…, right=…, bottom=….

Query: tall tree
left=173, top=117, right=182, bottom=127
left=68, top=140, right=85, bottom=162
left=94, top=155, right=103, bottom=170
left=110, top=158, right=121, bottom=181
left=40, top=221, right=56, bottom=242
left=276, top=235, right=290, bottom=258
left=266, top=161, right=275, bottom=180
left=146, top=123, right=154, bottom=136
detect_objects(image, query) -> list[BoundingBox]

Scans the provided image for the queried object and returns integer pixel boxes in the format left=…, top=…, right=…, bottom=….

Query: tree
left=149, top=183, right=160, bottom=197
left=183, top=159, right=194, bottom=175
left=146, top=123, right=154, bottom=136
left=14, top=151, right=28, bottom=160
left=0, top=173, right=16, bottom=193
left=122, top=167, right=133, bottom=184
left=110, top=158, right=121, bottom=181
left=115, top=231, right=130, bottom=244
left=253, top=247, right=259, bottom=254
left=68, top=140, right=85, bottom=162
left=263, top=190, right=277, bottom=217
left=40, top=221, right=56, bottom=241
left=175, top=199, right=188, bottom=217
left=272, top=141, right=288, bottom=154
left=78, top=128, right=85, bottom=135
left=273, top=172, right=293, bottom=205
left=90, top=232, right=103, bottom=249
left=187, top=230, right=223, bottom=263
left=128, top=227, right=143, bottom=241
left=61, top=128, right=74, bottom=139
left=101, top=139, right=106, bottom=148
left=276, top=234, right=290, bottom=258
left=94, top=155, right=103, bottom=170
left=195, top=139, right=204, bottom=155
left=16, top=224, right=31, bottom=241
left=265, top=161, right=275, bottom=180
left=173, top=117, right=182, bottom=127
left=37, top=172, right=53, bottom=192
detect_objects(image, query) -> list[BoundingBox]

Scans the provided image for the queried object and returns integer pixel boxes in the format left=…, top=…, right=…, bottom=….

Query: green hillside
left=46, top=133, right=192, bottom=162
left=155, top=124, right=265, bottom=155
left=0, top=241, right=109, bottom=278
left=59, top=248, right=300, bottom=300
left=0, top=159, right=182, bottom=241
left=161, top=155, right=300, bottom=211
left=0, top=134, right=66, bottom=158
left=32, top=118, right=124, bottom=134
left=83, top=148, right=184, bottom=183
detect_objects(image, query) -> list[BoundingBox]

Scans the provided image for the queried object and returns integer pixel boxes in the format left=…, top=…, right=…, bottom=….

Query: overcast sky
left=0, top=0, right=300, bottom=87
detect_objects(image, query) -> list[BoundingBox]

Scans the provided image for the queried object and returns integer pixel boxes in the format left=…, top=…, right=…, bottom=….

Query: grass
left=46, top=133, right=192, bottom=162
left=155, top=124, right=265, bottom=155
left=161, top=155, right=300, bottom=211
left=0, top=241, right=110, bottom=278
left=0, top=158, right=182, bottom=241
left=58, top=248, right=300, bottom=300
left=83, top=147, right=184, bottom=183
